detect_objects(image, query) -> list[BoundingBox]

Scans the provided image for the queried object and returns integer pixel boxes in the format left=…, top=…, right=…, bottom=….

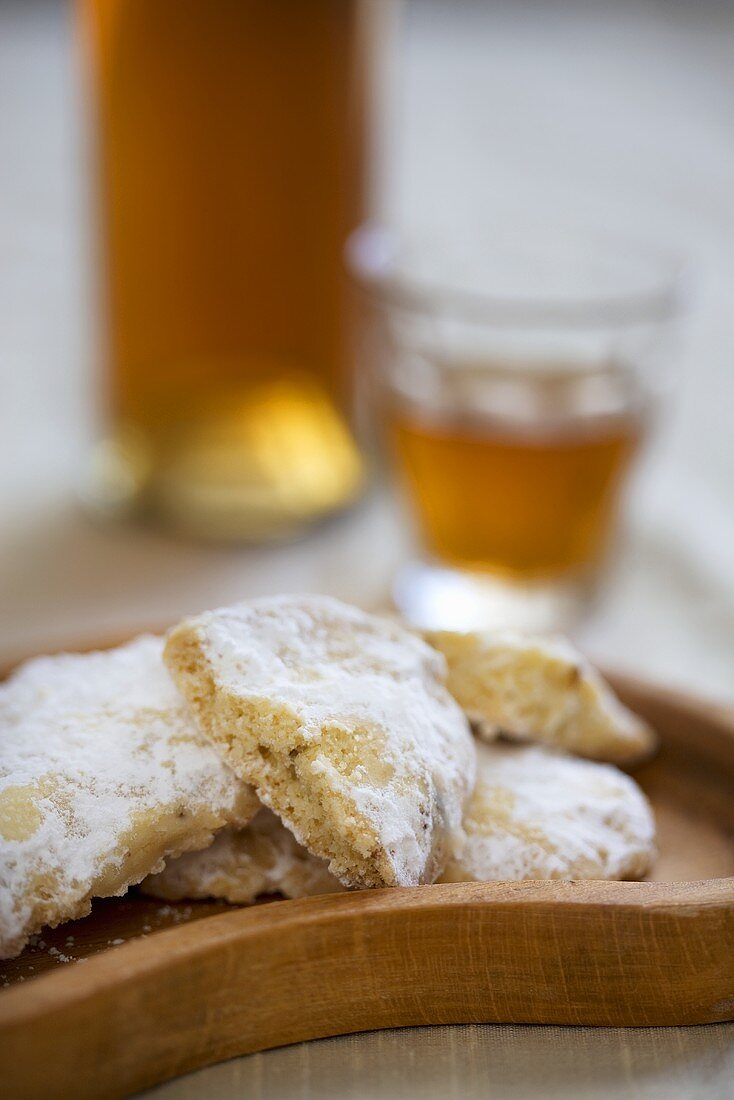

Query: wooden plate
left=0, top=640, right=732, bottom=1100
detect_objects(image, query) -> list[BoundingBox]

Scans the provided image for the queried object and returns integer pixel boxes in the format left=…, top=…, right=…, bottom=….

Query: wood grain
left=0, top=653, right=732, bottom=1099
left=1, top=878, right=733, bottom=1100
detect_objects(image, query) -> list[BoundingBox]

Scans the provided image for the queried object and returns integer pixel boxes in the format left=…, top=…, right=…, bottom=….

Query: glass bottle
left=79, top=0, right=383, bottom=539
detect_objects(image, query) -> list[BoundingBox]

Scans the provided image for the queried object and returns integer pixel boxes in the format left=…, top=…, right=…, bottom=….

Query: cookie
left=426, top=630, right=656, bottom=765
left=439, top=741, right=656, bottom=882
left=0, top=636, right=258, bottom=958
left=145, top=741, right=655, bottom=903
left=164, top=595, right=476, bottom=889
left=142, top=808, right=340, bottom=903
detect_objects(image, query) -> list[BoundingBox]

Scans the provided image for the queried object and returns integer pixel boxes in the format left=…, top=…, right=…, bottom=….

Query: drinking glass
left=348, top=224, right=683, bottom=631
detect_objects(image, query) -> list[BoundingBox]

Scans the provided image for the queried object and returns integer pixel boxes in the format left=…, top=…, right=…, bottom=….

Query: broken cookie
left=142, top=808, right=340, bottom=904
left=0, top=636, right=258, bottom=958
left=164, top=595, right=476, bottom=889
left=426, top=630, right=656, bottom=765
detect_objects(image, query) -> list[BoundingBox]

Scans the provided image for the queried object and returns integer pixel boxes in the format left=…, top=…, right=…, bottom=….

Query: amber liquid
left=392, top=411, right=641, bottom=579
left=80, top=0, right=367, bottom=537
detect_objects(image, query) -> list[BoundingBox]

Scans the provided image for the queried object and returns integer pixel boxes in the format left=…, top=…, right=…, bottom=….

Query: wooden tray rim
left=2, top=873, right=734, bottom=1026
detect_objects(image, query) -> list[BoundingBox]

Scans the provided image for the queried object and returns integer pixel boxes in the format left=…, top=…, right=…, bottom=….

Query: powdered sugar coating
left=0, top=636, right=258, bottom=958
left=164, top=595, right=476, bottom=889
left=143, top=808, right=341, bottom=903
left=439, top=741, right=656, bottom=883
left=426, top=629, right=656, bottom=765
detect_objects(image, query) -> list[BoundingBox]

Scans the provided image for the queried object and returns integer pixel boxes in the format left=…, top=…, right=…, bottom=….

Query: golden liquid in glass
left=392, top=410, right=641, bottom=578
left=80, top=0, right=367, bottom=538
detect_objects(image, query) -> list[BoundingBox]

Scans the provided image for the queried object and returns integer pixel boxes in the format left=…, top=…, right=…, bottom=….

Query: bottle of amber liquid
left=79, top=0, right=382, bottom=540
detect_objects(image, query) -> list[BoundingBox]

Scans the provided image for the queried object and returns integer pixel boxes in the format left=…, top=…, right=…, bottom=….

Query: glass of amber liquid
left=349, top=225, right=682, bottom=630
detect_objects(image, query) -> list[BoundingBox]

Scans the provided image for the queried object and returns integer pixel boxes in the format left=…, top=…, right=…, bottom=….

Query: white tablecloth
left=145, top=1024, right=734, bottom=1100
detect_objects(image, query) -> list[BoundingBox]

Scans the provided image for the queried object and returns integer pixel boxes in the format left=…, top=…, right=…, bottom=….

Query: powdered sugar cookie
left=143, top=808, right=340, bottom=903
left=426, top=630, right=656, bottom=765
left=146, top=742, right=654, bottom=903
left=0, top=636, right=258, bottom=958
left=439, top=741, right=656, bottom=883
left=164, top=595, right=475, bottom=889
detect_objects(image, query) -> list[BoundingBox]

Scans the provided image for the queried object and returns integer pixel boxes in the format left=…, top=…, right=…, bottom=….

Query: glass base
left=81, top=383, right=365, bottom=542
left=393, top=560, right=595, bottom=634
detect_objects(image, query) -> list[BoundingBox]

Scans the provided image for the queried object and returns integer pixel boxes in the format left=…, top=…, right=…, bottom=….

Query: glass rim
left=346, top=222, right=687, bottom=330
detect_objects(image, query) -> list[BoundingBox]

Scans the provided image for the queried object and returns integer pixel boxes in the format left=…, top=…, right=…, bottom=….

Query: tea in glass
left=390, top=370, right=643, bottom=578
